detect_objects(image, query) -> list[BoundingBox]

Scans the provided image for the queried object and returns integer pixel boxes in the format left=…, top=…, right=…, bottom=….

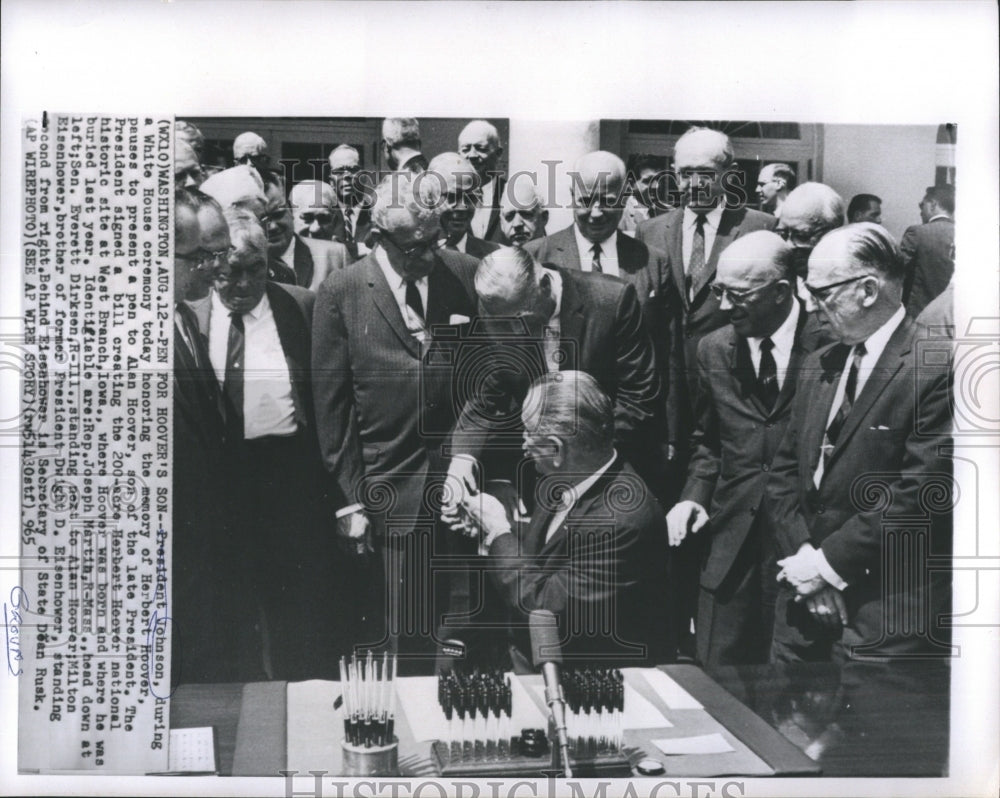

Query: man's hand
left=665, top=500, right=709, bottom=547
left=777, top=544, right=826, bottom=597
left=442, top=456, right=480, bottom=536
left=461, top=492, right=512, bottom=555
left=801, top=585, right=848, bottom=628
left=336, top=509, right=373, bottom=555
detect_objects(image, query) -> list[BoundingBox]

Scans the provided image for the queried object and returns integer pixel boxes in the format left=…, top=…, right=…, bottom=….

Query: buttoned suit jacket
left=489, top=458, right=671, bottom=666
left=764, top=316, right=953, bottom=656
left=681, top=306, right=828, bottom=591
left=635, top=206, right=777, bottom=449
left=449, top=267, right=662, bottom=486
left=312, top=248, right=479, bottom=535
left=293, top=234, right=351, bottom=292
left=900, top=217, right=954, bottom=317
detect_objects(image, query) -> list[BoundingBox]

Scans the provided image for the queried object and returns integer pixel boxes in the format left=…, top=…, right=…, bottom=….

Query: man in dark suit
left=172, top=189, right=259, bottom=684
left=328, top=144, right=374, bottom=261
left=901, top=184, right=955, bottom=317
left=206, top=208, right=343, bottom=680
left=459, top=119, right=507, bottom=242
left=445, top=248, right=662, bottom=506
left=666, top=232, right=828, bottom=666
left=312, top=173, right=479, bottom=671
left=766, top=223, right=952, bottom=663
left=458, top=371, right=671, bottom=668
left=427, top=152, right=502, bottom=259
left=636, top=126, right=777, bottom=658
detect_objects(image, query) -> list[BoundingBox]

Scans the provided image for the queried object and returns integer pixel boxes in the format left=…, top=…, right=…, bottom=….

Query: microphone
left=529, top=610, right=573, bottom=778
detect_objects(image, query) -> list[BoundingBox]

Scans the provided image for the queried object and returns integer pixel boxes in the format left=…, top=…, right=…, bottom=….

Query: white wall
left=821, top=124, right=939, bottom=239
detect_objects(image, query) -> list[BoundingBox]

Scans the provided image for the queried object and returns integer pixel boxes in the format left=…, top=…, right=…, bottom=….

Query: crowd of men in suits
left=171, top=118, right=954, bottom=685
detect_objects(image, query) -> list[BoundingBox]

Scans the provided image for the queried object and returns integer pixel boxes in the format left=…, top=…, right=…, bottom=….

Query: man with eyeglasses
left=775, top=182, right=846, bottom=286
left=636, top=127, right=776, bottom=660
left=175, top=188, right=231, bottom=334
left=427, top=152, right=500, bottom=259
left=312, top=173, right=479, bottom=672
left=328, top=144, right=374, bottom=261
left=664, top=231, right=828, bottom=666
left=206, top=207, right=344, bottom=680
left=766, top=223, right=952, bottom=663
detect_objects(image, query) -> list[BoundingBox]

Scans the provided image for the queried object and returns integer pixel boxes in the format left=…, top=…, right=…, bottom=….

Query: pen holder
left=341, top=737, right=399, bottom=777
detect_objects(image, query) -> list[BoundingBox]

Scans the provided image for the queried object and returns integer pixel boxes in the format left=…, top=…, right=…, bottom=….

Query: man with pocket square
left=765, top=223, right=953, bottom=663
left=312, top=172, right=479, bottom=670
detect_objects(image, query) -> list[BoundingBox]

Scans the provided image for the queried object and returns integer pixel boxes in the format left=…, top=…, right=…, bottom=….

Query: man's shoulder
left=300, top=235, right=349, bottom=261
left=636, top=206, right=682, bottom=239
left=268, top=280, right=315, bottom=317
left=318, top=252, right=372, bottom=296
left=697, top=324, right=736, bottom=362
left=727, top=206, right=777, bottom=231
left=437, top=247, right=480, bottom=278
left=526, top=226, right=574, bottom=258
left=560, top=264, right=631, bottom=301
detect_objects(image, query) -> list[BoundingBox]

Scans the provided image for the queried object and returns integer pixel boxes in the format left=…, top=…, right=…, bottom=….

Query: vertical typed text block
left=18, top=114, right=173, bottom=773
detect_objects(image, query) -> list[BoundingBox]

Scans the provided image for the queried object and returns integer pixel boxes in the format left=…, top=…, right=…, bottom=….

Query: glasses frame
left=803, top=273, right=872, bottom=302
left=379, top=229, right=440, bottom=259
left=710, top=279, right=786, bottom=307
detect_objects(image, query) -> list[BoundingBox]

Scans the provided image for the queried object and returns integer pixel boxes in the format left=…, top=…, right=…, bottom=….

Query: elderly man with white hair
left=312, top=172, right=479, bottom=671
left=281, top=179, right=350, bottom=289
left=233, top=131, right=271, bottom=175
left=427, top=152, right=500, bottom=259
left=775, top=181, right=846, bottom=282
left=205, top=208, right=344, bottom=679
left=381, top=117, right=427, bottom=173
left=458, top=119, right=506, bottom=241
left=499, top=177, right=549, bottom=247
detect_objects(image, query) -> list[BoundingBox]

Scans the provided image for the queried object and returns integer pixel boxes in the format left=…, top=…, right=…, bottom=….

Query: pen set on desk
left=562, top=668, right=624, bottom=756
left=438, top=669, right=513, bottom=761
left=339, top=652, right=397, bottom=748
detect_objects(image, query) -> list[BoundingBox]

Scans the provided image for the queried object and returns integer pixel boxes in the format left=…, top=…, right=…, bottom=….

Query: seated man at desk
left=449, top=371, right=671, bottom=669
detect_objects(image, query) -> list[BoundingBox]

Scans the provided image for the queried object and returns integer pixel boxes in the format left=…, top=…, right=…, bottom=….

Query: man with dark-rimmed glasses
left=766, top=222, right=952, bottom=664
left=775, top=181, right=846, bottom=289
left=665, top=231, right=829, bottom=666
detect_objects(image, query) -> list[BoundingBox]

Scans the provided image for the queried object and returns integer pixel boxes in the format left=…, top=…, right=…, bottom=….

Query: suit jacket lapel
left=825, top=318, right=913, bottom=465
left=666, top=213, right=688, bottom=310
left=292, top=236, right=314, bottom=289
left=557, top=269, right=586, bottom=370
left=425, top=257, right=470, bottom=328
left=805, top=343, right=851, bottom=474
left=267, top=283, right=312, bottom=429
left=616, top=234, right=652, bottom=296
left=772, top=302, right=813, bottom=415
left=366, top=254, right=421, bottom=358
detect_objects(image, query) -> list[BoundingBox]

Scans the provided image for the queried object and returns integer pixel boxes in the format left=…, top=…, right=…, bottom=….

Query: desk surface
left=169, top=661, right=949, bottom=778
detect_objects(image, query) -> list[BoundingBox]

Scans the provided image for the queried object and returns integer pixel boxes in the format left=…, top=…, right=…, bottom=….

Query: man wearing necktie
left=172, top=189, right=258, bottom=684
left=207, top=208, right=344, bottom=680
left=427, top=152, right=501, bottom=259
left=766, top=223, right=953, bottom=663
left=458, top=119, right=506, bottom=243
left=312, top=173, right=479, bottom=672
left=328, top=145, right=374, bottom=261
left=635, top=127, right=777, bottom=660
left=454, top=371, right=671, bottom=668
left=664, top=232, right=829, bottom=666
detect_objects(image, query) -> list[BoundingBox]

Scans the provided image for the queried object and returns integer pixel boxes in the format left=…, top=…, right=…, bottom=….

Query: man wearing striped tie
left=766, top=223, right=953, bottom=663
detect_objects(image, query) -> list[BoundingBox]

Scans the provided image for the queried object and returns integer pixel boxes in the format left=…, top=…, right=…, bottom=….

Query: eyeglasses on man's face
left=710, top=279, right=785, bottom=307
left=802, top=273, right=872, bottom=303
left=380, top=230, right=439, bottom=260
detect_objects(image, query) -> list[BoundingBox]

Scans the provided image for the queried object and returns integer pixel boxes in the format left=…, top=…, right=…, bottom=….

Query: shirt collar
left=684, top=203, right=724, bottom=231
left=374, top=245, right=427, bottom=290
left=749, top=298, right=800, bottom=354
left=860, top=304, right=906, bottom=359
left=560, top=451, right=618, bottom=509
left=572, top=223, right=618, bottom=259
left=927, top=214, right=951, bottom=224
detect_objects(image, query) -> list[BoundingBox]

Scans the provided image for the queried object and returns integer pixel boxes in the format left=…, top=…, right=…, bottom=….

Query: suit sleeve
left=819, top=361, right=952, bottom=584
left=311, top=277, right=364, bottom=509
left=611, top=282, right=661, bottom=448
left=764, top=376, right=814, bottom=557
left=899, top=226, right=919, bottom=308
left=679, top=341, right=720, bottom=509
left=488, top=522, right=639, bottom=617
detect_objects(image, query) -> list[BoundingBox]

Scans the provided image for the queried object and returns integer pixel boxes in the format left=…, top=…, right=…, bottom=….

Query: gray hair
left=289, top=180, right=334, bottom=210
left=675, top=126, right=735, bottom=166
left=832, top=222, right=905, bottom=281
left=223, top=207, right=268, bottom=265
left=175, top=120, right=205, bottom=157
left=371, top=172, right=443, bottom=238
left=382, top=118, right=421, bottom=148
left=523, top=371, right=614, bottom=451
left=784, top=182, right=846, bottom=229
left=475, top=247, right=540, bottom=314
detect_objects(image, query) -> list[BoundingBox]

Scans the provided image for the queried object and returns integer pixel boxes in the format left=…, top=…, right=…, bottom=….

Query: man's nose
left=309, top=219, right=322, bottom=234
left=798, top=279, right=818, bottom=311
left=718, top=293, right=733, bottom=311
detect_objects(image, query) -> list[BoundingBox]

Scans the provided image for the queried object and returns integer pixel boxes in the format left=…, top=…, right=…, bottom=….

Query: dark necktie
left=826, top=342, right=867, bottom=449
left=757, top=336, right=779, bottom=411
left=223, top=310, right=245, bottom=442
left=590, top=243, right=603, bottom=273
left=342, top=207, right=355, bottom=245
left=405, top=279, right=425, bottom=321
left=687, top=213, right=707, bottom=300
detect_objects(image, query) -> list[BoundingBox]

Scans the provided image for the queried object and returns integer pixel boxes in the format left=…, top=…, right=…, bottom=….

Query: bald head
left=458, top=120, right=503, bottom=182
left=475, top=248, right=555, bottom=327
left=572, top=150, right=627, bottom=244
left=428, top=152, right=479, bottom=243
left=778, top=183, right=845, bottom=242
left=715, top=231, right=795, bottom=338
left=674, top=127, right=735, bottom=211
left=718, top=230, right=791, bottom=283
left=289, top=180, right=335, bottom=239
left=201, top=165, right=267, bottom=219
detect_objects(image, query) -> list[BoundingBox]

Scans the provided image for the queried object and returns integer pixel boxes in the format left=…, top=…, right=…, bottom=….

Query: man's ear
left=539, top=209, right=549, bottom=228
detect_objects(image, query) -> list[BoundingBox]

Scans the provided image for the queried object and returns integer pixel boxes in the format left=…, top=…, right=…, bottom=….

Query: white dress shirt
left=375, top=246, right=429, bottom=340
left=573, top=225, right=621, bottom=277
left=545, top=452, right=618, bottom=542
left=470, top=176, right=498, bottom=239
left=682, top=204, right=724, bottom=273
left=810, top=304, right=907, bottom=588
left=208, top=289, right=298, bottom=440
left=747, top=300, right=800, bottom=391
